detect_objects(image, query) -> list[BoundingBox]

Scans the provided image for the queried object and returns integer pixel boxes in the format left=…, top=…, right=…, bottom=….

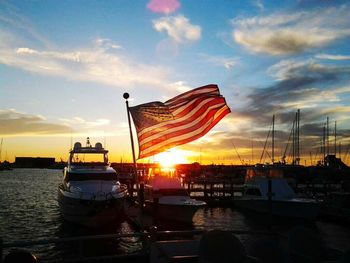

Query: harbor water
left=1, top=169, right=350, bottom=261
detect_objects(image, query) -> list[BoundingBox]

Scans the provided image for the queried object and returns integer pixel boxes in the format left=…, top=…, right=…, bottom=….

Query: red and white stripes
left=129, top=84, right=231, bottom=159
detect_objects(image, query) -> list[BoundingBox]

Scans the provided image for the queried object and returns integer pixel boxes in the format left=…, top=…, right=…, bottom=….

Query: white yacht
left=143, top=168, right=206, bottom=224
left=234, top=166, right=321, bottom=220
left=58, top=138, right=128, bottom=227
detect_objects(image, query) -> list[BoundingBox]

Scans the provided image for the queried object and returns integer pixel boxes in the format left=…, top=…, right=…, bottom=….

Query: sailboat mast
left=297, top=109, right=300, bottom=165
left=292, top=118, right=295, bottom=164
left=272, top=115, right=275, bottom=164
left=327, top=117, right=329, bottom=156
left=293, top=111, right=298, bottom=164
left=251, top=138, right=254, bottom=165
left=323, top=124, right=326, bottom=165
left=334, top=121, right=337, bottom=157
left=0, top=138, right=2, bottom=162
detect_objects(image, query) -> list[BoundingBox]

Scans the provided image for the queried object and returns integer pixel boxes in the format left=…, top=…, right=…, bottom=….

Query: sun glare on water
left=154, top=149, right=188, bottom=168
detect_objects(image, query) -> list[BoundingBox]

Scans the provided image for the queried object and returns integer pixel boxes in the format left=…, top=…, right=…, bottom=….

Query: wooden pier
left=124, top=177, right=345, bottom=205
left=182, top=178, right=244, bottom=205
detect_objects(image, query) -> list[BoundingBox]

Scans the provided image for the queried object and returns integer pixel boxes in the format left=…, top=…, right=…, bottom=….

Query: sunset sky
left=1, top=0, right=350, bottom=165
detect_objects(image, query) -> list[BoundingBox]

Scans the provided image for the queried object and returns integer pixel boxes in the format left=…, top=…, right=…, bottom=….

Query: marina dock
left=124, top=178, right=346, bottom=205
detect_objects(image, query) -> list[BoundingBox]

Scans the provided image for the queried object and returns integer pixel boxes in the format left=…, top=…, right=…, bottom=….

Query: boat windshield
left=246, top=166, right=284, bottom=180
left=148, top=167, right=176, bottom=177
left=71, top=153, right=107, bottom=165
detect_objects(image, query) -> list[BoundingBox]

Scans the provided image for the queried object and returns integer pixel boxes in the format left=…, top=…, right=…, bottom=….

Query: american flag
left=129, top=84, right=231, bottom=159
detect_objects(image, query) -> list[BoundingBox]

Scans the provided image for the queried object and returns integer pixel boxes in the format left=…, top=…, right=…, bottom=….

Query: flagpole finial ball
left=123, top=93, right=130, bottom=99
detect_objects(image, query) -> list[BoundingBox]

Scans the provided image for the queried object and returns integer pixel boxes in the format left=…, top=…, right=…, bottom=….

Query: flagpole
left=123, top=93, right=139, bottom=192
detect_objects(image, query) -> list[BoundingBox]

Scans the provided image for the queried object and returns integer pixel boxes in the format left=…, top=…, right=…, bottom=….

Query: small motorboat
left=58, top=138, right=128, bottom=227
left=143, top=168, right=206, bottom=224
left=234, top=165, right=321, bottom=220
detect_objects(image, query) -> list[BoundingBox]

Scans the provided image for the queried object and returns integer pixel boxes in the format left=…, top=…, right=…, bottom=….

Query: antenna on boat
left=86, top=137, right=91, bottom=147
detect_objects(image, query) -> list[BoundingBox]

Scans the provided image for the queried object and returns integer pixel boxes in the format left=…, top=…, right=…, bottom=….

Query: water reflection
left=1, top=169, right=350, bottom=261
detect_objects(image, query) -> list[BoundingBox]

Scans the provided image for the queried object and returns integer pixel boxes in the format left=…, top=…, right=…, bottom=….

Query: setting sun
left=153, top=149, right=189, bottom=168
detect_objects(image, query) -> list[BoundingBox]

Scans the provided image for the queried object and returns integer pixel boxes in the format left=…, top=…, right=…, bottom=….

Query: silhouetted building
left=15, top=157, right=55, bottom=168
left=324, top=155, right=348, bottom=169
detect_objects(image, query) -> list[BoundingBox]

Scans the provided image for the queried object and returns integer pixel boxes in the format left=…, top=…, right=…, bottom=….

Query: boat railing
left=1, top=228, right=283, bottom=263
left=80, top=190, right=128, bottom=200
left=59, top=185, right=128, bottom=201
left=70, top=162, right=108, bottom=167
left=1, top=232, right=149, bottom=263
left=151, top=228, right=280, bottom=240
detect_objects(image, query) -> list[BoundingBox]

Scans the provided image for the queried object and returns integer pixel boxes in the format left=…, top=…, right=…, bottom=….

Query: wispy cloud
left=59, top=117, right=111, bottom=128
left=252, top=0, right=264, bottom=12
left=0, top=38, right=170, bottom=88
left=231, top=5, right=350, bottom=55
left=165, top=81, right=192, bottom=94
left=268, top=58, right=350, bottom=81
left=237, top=59, right=350, bottom=126
left=0, top=4, right=172, bottom=89
left=315, top=53, right=350, bottom=60
left=0, top=1, right=52, bottom=48
left=0, top=109, right=71, bottom=136
left=153, top=15, right=201, bottom=44
left=0, top=112, right=128, bottom=138
left=16, top=47, right=82, bottom=62
left=94, top=38, right=122, bottom=50
left=147, top=0, right=181, bottom=14
left=198, top=53, right=239, bottom=70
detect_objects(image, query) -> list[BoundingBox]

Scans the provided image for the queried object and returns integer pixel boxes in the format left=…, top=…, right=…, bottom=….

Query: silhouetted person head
left=4, top=250, right=37, bottom=263
left=199, top=229, right=247, bottom=263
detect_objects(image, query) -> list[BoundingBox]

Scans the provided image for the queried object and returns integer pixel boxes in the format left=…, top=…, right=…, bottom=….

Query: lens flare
left=154, top=149, right=188, bottom=168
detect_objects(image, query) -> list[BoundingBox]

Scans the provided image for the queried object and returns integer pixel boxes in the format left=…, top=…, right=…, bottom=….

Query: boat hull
left=58, top=188, right=125, bottom=227
left=234, top=198, right=320, bottom=220
left=145, top=201, right=203, bottom=224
